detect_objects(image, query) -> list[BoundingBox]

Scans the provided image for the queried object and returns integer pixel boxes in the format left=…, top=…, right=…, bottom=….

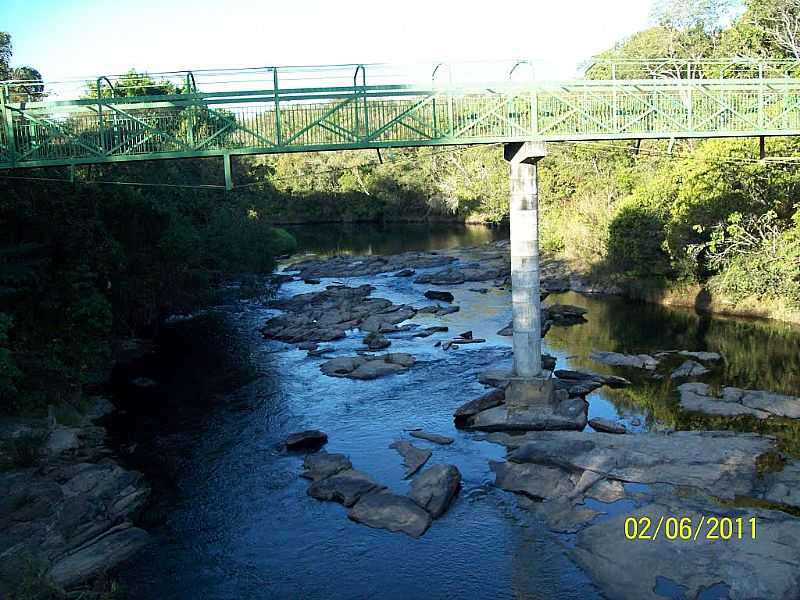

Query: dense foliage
left=0, top=163, right=295, bottom=416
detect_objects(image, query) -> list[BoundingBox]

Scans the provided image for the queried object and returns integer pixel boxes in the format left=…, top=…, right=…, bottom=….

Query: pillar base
left=505, top=377, right=555, bottom=414
left=464, top=378, right=588, bottom=432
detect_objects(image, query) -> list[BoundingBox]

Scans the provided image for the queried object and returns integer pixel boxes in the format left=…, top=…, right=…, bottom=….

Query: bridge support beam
left=504, top=141, right=547, bottom=379
left=223, top=153, right=234, bottom=191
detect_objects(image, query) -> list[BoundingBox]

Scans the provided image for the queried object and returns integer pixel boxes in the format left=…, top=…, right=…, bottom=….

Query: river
left=107, top=223, right=800, bottom=599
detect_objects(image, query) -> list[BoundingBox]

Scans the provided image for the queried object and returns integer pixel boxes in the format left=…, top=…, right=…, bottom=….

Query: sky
left=1, top=0, right=656, bottom=84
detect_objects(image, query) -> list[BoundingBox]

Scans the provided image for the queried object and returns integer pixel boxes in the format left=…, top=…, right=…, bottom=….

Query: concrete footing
left=465, top=378, right=587, bottom=432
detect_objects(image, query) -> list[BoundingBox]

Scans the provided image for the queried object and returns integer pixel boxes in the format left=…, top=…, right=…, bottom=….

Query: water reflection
left=546, top=292, right=800, bottom=452
left=284, top=222, right=508, bottom=256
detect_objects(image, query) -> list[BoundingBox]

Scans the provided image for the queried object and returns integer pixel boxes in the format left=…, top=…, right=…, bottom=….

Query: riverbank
left=284, top=220, right=799, bottom=324
left=0, top=394, right=150, bottom=599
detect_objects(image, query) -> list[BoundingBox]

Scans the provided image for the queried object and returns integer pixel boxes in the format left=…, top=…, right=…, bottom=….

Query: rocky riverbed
left=263, top=242, right=800, bottom=598
left=47, top=235, right=799, bottom=599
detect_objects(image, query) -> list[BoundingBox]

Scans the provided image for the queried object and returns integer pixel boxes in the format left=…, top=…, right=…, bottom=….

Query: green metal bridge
left=3, top=58, right=800, bottom=187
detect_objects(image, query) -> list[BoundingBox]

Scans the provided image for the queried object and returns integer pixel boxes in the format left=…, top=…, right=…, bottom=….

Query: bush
left=607, top=197, right=671, bottom=276
left=269, top=227, right=298, bottom=256
left=704, top=209, right=800, bottom=306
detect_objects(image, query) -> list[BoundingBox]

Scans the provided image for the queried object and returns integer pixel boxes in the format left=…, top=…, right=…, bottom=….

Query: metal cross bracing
left=3, top=58, right=800, bottom=178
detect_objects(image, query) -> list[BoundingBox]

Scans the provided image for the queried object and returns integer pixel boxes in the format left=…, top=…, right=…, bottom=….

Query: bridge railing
left=3, top=60, right=800, bottom=169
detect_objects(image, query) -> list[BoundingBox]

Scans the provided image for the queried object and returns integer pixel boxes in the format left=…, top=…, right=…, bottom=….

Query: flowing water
left=108, top=224, right=800, bottom=600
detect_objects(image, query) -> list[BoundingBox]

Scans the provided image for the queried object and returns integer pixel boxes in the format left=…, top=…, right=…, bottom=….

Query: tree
left=0, top=32, right=11, bottom=81
left=8, top=66, right=44, bottom=101
left=86, top=69, right=178, bottom=98
left=650, top=0, right=736, bottom=31
left=750, top=0, right=800, bottom=58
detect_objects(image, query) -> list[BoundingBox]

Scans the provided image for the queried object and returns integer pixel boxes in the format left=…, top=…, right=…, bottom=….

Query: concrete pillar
left=504, top=141, right=547, bottom=379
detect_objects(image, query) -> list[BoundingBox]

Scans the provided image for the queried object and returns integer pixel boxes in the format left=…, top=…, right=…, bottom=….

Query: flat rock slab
left=588, top=417, right=626, bottom=434
left=412, top=326, right=449, bottom=338
left=410, top=465, right=461, bottom=518
left=390, top=441, right=432, bottom=478
left=545, top=304, right=588, bottom=325
left=678, top=382, right=800, bottom=419
left=465, top=395, right=588, bottom=432
left=48, top=524, right=150, bottom=587
left=409, top=430, right=454, bottom=445
left=670, top=359, right=710, bottom=379
left=678, top=350, right=723, bottom=362
left=347, top=492, right=432, bottom=538
left=573, top=503, right=800, bottom=600
left=301, top=452, right=353, bottom=481
left=307, top=469, right=384, bottom=507
left=285, top=430, right=328, bottom=451
left=320, top=353, right=415, bottom=380
left=454, top=389, right=505, bottom=428
left=416, top=304, right=460, bottom=316
left=554, top=369, right=630, bottom=388
left=424, top=290, right=454, bottom=303
left=761, top=461, right=800, bottom=508
left=590, top=350, right=659, bottom=370
left=505, top=430, right=774, bottom=500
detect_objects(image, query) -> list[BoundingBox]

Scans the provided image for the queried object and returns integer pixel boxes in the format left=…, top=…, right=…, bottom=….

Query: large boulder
left=454, top=389, right=505, bottom=427
left=424, top=290, right=454, bottom=303
left=347, top=492, right=432, bottom=538
left=320, top=353, right=415, bottom=380
left=307, top=469, right=384, bottom=506
left=301, top=452, right=353, bottom=481
left=285, top=430, right=328, bottom=451
left=588, top=417, right=626, bottom=434
left=409, top=465, right=461, bottom=518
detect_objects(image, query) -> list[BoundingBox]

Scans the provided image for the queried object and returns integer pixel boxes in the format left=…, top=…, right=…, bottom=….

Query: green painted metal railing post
left=96, top=78, right=108, bottom=154
left=353, top=65, right=367, bottom=140
left=362, top=68, right=369, bottom=140
left=1, top=86, right=16, bottom=166
left=758, top=63, right=765, bottom=129
left=612, top=64, right=618, bottom=133
left=273, top=68, right=282, bottom=145
left=185, top=72, right=196, bottom=148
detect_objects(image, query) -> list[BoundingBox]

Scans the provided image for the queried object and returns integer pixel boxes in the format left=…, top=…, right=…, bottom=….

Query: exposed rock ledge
left=0, top=399, right=150, bottom=596
left=678, top=382, right=800, bottom=419
left=486, top=430, right=800, bottom=600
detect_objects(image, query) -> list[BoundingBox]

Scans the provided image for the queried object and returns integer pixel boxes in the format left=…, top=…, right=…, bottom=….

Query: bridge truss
left=2, top=59, right=800, bottom=185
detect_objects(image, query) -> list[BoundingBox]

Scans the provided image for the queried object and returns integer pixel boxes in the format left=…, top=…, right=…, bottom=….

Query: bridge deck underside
left=2, top=80, right=800, bottom=169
